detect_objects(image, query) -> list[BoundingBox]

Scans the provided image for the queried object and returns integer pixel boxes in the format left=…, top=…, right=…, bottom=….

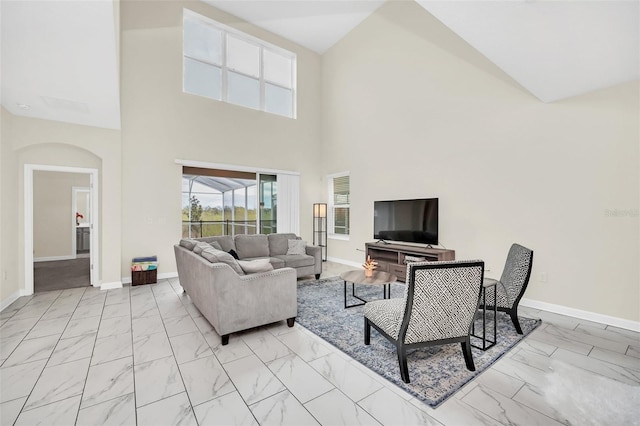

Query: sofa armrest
left=209, top=266, right=298, bottom=336
left=305, top=244, right=322, bottom=276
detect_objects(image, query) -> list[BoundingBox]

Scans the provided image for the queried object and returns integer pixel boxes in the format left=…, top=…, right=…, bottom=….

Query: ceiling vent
left=41, top=96, right=90, bottom=113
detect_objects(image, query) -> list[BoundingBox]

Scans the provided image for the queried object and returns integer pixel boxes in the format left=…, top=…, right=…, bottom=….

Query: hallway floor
left=33, top=257, right=90, bottom=293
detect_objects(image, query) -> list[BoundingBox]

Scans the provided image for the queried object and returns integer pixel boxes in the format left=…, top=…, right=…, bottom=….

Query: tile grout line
left=9, top=288, right=88, bottom=420
left=72, top=286, right=106, bottom=424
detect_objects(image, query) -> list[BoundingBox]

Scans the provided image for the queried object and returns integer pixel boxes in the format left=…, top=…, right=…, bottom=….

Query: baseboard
left=34, top=255, right=76, bottom=262
left=520, top=297, right=640, bottom=332
left=0, top=291, right=21, bottom=312
left=0, top=289, right=28, bottom=312
left=327, top=256, right=640, bottom=332
left=121, top=271, right=178, bottom=285
left=326, top=257, right=361, bottom=269
left=100, top=281, right=123, bottom=290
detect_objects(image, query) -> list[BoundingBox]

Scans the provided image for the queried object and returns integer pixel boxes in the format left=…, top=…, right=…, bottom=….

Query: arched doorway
left=24, top=164, right=100, bottom=294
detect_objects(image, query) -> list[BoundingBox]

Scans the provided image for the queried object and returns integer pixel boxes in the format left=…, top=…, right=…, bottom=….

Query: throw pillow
left=179, top=238, right=198, bottom=250
left=200, top=247, right=245, bottom=276
left=193, top=242, right=211, bottom=255
left=238, top=259, right=274, bottom=274
left=228, top=249, right=239, bottom=260
left=209, top=241, right=223, bottom=251
left=286, top=239, right=307, bottom=255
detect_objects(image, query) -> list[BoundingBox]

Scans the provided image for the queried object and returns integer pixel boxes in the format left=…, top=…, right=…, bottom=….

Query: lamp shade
left=313, top=203, right=327, bottom=218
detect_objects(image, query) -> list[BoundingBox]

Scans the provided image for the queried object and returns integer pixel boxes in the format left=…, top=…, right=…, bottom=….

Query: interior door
left=258, top=174, right=277, bottom=234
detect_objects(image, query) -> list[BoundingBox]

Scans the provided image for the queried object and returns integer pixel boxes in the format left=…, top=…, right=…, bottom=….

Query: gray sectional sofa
left=174, top=233, right=322, bottom=345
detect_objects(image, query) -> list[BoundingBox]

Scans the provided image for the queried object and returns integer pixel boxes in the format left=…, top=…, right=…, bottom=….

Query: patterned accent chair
left=484, top=243, right=534, bottom=334
left=364, top=260, right=484, bottom=383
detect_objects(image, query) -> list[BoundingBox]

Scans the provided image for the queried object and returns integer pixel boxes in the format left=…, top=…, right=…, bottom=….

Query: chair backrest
left=400, top=260, right=484, bottom=344
left=500, top=244, right=534, bottom=306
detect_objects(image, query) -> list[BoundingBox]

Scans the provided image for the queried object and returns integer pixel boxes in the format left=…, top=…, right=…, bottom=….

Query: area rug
left=296, top=277, right=541, bottom=407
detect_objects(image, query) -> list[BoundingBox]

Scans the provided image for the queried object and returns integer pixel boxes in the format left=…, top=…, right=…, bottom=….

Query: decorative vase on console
left=363, top=255, right=378, bottom=278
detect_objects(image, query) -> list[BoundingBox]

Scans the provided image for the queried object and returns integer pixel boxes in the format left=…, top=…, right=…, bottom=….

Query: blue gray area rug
left=296, top=277, right=541, bottom=407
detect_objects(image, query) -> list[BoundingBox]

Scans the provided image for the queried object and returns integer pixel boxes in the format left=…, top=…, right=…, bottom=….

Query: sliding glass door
left=182, top=167, right=279, bottom=237
left=259, top=174, right=277, bottom=234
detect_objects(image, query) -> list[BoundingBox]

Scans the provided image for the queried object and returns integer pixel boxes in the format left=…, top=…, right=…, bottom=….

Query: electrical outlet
left=540, top=272, right=548, bottom=283
left=2, top=270, right=7, bottom=280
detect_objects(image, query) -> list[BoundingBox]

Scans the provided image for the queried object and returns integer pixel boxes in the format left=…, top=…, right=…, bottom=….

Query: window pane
left=333, top=175, right=350, bottom=205
left=184, top=17, right=222, bottom=64
left=228, top=71, right=259, bottom=109
left=265, top=84, right=292, bottom=117
left=223, top=191, right=232, bottom=223
left=227, top=35, right=259, bottom=77
left=264, top=50, right=292, bottom=88
left=334, top=207, right=350, bottom=235
left=184, top=58, right=221, bottom=100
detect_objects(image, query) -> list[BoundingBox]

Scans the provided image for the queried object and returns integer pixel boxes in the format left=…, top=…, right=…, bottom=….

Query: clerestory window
left=183, top=9, right=297, bottom=118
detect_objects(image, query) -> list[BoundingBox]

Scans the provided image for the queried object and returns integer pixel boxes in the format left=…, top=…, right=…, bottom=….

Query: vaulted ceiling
left=1, top=0, right=638, bottom=130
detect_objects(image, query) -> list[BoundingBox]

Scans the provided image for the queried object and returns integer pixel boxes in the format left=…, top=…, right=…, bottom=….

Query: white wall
left=320, top=2, right=639, bottom=322
left=0, top=108, right=19, bottom=302
left=0, top=110, right=122, bottom=302
left=119, top=0, right=322, bottom=278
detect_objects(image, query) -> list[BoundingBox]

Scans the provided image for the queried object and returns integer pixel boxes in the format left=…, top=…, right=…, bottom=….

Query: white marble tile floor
left=1, top=261, right=638, bottom=425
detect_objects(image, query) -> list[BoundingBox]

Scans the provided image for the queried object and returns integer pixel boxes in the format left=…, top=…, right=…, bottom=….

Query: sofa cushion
left=200, top=247, right=245, bottom=275
left=268, top=257, right=286, bottom=269
left=193, top=242, right=211, bottom=255
left=244, top=256, right=286, bottom=269
left=179, top=238, right=199, bottom=250
left=238, top=259, right=274, bottom=274
left=286, top=239, right=307, bottom=255
left=210, top=241, right=223, bottom=251
left=274, top=254, right=315, bottom=269
left=267, top=233, right=298, bottom=256
left=235, top=234, right=270, bottom=259
left=200, top=236, right=236, bottom=252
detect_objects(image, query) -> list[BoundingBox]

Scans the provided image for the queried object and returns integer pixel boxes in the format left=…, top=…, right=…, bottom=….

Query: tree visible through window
left=182, top=171, right=257, bottom=238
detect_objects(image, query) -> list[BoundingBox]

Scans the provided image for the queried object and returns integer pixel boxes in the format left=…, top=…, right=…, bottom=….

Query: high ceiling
left=1, top=0, right=121, bottom=129
left=1, top=0, right=638, bottom=130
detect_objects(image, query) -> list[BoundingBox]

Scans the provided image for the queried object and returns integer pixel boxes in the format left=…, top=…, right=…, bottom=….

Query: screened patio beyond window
left=182, top=170, right=277, bottom=238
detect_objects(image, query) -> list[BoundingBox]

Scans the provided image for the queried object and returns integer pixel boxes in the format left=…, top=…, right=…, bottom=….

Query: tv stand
left=365, top=242, right=455, bottom=283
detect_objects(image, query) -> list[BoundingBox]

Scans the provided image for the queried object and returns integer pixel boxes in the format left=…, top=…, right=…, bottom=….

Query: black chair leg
left=510, top=307, right=523, bottom=334
left=221, top=334, right=229, bottom=345
left=287, top=317, right=296, bottom=327
left=364, top=318, right=371, bottom=345
left=461, top=338, right=475, bottom=371
left=397, top=345, right=410, bottom=383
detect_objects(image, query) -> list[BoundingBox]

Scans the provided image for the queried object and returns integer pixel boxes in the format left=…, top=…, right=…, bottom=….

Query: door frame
left=24, top=164, right=100, bottom=294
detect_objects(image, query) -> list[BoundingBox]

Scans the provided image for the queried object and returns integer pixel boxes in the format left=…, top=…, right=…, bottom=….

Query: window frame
left=328, top=172, right=350, bottom=240
left=182, top=9, right=297, bottom=118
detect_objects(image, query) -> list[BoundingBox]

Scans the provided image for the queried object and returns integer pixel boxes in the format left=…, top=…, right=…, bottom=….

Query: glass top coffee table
left=340, top=270, right=398, bottom=309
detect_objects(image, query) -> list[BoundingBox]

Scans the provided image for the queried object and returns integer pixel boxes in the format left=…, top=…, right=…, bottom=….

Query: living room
left=0, top=0, right=638, bottom=424
left=2, top=0, right=637, bottom=328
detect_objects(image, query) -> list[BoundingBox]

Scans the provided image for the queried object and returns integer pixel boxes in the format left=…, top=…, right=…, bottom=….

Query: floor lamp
left=313, top=203, right=327, bottom=261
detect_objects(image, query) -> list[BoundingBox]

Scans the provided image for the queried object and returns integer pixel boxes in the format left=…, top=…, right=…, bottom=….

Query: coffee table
left=340, top=270, right=398, bottom=309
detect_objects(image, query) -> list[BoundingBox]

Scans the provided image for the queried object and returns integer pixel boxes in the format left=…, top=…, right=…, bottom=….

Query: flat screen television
left=373, top=198, right=438, bottom=245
